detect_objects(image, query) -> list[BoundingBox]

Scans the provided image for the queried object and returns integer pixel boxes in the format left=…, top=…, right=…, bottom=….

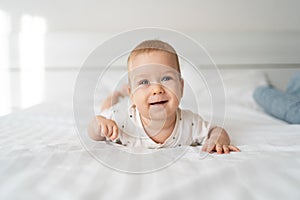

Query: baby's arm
left=89, top=85, right=128, bottom=141
left=88, top=115, right=119, bottom=141
left=100, top=84, right=129, bottom=111
left=201, top=127, right=240, bottom=154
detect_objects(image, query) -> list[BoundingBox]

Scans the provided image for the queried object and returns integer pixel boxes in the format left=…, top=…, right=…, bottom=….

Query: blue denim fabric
left=253, top=86, right=300, bottom=124
left=286, top=73, right=300, bottom=96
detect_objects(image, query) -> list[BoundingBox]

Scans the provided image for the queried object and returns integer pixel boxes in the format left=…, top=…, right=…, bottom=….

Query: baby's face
left=128, top=51, right=183, bottom=121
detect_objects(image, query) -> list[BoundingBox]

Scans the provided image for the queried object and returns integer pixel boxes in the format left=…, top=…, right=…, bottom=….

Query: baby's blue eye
left=138, top=79, right=150, bottom=85
left=161, top=76, right=172, bottom=82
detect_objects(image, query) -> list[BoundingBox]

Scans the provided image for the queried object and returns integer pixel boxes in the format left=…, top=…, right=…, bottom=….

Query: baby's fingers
left=216, top=144, right=223, bottom=154
left=110, top=125, right=118, bottom=140
left=228, top=145, right=240, bottom=152
left=203, top=142, right=215, bottom=153
left=223, top=145, right=230, bottom=154
left=100, top=125, right=109, bottom=137
left=106, top=125, right=113, bottom=139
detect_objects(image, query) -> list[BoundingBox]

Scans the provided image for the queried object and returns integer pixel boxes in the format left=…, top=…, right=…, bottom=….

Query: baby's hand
left=202, top=127, right=240, bottom=154
left=94, top=116, right=119, bottom=140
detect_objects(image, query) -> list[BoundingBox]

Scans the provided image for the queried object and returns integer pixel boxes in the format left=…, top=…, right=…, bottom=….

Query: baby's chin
left=142, top=109, right=177, bottom=121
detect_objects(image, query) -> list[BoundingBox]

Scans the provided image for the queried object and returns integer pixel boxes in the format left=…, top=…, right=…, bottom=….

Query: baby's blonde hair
left=127, top=40, right=181, bottom=73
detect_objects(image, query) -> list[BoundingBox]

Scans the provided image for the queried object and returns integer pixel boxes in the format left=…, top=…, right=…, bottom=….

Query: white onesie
left=100, top=100, right=212, bottom=148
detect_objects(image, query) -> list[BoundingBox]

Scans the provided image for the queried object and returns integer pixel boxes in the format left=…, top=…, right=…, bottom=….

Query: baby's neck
left=140, top=114, right=176, bottom=144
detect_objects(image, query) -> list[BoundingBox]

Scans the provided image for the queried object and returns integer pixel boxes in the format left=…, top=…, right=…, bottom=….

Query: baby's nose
left=152, top=84, right=165, bottom=95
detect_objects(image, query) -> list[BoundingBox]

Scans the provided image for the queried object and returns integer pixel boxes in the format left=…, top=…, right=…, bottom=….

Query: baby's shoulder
left=100, top=99, right=129, bottom=115
left=179, top=108, right=203, bottom=122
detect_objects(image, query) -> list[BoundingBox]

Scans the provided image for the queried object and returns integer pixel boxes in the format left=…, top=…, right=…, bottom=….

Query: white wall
left=0, top=0, right=300, bottom=115
left=2, top=0, right=300, bottom=67
left=1, top=0, right=300, bottom=32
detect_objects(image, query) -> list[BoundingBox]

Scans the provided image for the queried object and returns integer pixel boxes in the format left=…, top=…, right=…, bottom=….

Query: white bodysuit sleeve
left=192, top=115, right=212, bottom=145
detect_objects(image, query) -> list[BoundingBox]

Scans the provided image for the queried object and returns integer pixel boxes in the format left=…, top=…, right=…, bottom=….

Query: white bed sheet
left=0, top=103, right=299, bottom=200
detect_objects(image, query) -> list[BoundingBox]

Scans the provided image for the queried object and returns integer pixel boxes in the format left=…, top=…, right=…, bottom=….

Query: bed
left=0, top=69, right=300, bottom=200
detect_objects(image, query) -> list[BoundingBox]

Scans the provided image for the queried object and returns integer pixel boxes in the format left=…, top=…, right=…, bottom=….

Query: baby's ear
left=127, top=86, right=131, bottom=95
left=128, top=87, right=135, bottom=103
left=180, top=78, right=184, bottom=97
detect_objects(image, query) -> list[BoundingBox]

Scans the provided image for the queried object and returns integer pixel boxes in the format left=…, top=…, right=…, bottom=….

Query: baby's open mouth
left=149, top=100, right=168, bottom=105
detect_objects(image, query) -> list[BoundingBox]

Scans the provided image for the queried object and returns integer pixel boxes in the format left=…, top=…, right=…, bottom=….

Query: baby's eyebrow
left=160, top=70, right=181, bottom=78
left=131, top=73, right=148, bottom=79
left=163, top=70, right=178, bottom=75
left=130, top=74, right=150, bottom=83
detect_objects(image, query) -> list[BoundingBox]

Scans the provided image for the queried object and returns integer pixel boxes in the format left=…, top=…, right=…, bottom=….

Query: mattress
left=0, top=101, right=299, bottom=200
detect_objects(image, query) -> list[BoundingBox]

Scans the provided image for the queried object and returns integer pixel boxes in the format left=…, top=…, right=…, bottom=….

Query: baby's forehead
left=128, top=51, right=180, bottom=71
left=128, top=64, right=181, bottom=82
left=129, top=63, right=179, bottom=73
left=130, top=63, right=179, bottom=72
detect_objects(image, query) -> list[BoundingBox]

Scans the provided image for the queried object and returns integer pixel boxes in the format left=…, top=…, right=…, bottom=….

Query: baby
left=88, top=40, right=240, bottom=154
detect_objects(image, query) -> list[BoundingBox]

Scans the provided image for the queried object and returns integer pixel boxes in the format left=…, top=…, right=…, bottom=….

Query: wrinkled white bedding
left=0, top=102, right=299, bottom=200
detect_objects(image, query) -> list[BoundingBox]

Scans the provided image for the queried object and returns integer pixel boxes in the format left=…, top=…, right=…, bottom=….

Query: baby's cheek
left=166, top=85, right=182, bottom=100
left=132, top=92, right=146, bottom=105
